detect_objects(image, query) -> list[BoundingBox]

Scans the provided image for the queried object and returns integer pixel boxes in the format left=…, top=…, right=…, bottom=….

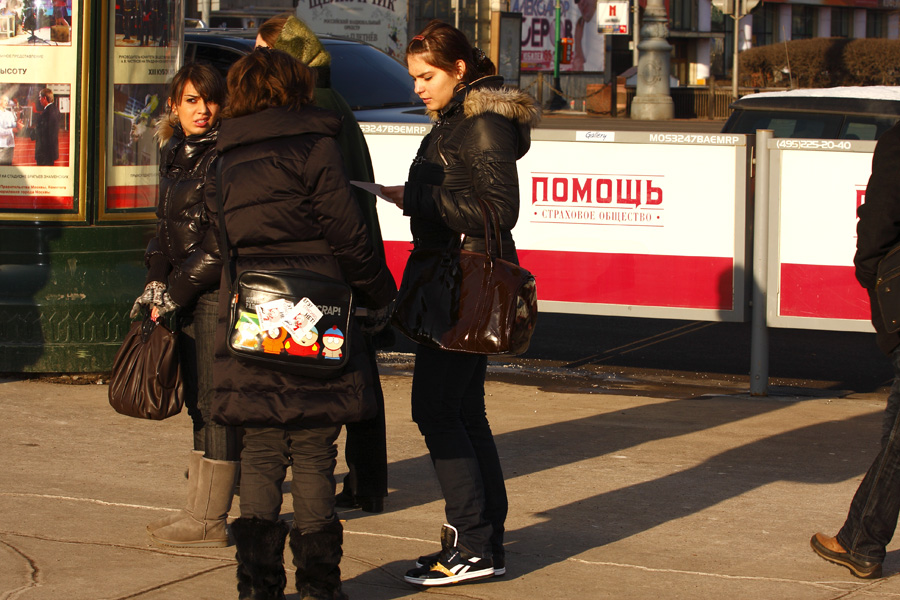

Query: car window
left=727, top=110, right=844, bottom=139
left=326, top=43, right=419, bottom=110
left=840, top=116, right=898, bottom=141
left=191, top=43, right=246, bottom=79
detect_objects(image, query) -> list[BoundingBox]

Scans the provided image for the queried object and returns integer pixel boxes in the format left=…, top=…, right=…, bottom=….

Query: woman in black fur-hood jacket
left=381, top=20, right=540, bottom=588
left=144, top=113, right=221, bottom=308
left=400, top=65, right=539, bottom=256
left=131, top=64, right=245, bottom=550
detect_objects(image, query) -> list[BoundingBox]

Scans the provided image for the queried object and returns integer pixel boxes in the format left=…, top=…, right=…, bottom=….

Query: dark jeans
left=411, top=344, right=507, bottom=559
left=341, top=335, right=388, bottom=499
left=837, top=346, right=900, bottom=563
left=178, top=289, right=241, bottom=461
left=239, top=424, right=342, bottom=533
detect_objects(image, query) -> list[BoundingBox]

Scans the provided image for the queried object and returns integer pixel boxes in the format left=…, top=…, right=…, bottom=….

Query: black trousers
left=837, top=346, right=900, bottom=562
left=411, top=344, right=507, bottom=558
left=178, top=289, right=241, bottom=461
left=341, top=335, right=388, bottom=499
left=239, top=425, right=342, bottom=533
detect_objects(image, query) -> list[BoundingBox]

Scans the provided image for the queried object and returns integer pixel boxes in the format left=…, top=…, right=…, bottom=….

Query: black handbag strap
left=454, top=198, right=505, bottom=260
left=213, top=159, right=335, bottom=290
left=474, top=197, right=505, bottom=261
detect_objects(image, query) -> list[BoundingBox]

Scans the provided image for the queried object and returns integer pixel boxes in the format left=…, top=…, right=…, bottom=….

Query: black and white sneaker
left=416, top=550, right=506, bottom=576
left=404, top=524, right=495, bottom=586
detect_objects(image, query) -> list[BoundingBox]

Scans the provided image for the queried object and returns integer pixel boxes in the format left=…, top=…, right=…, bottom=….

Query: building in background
left=189, top=0, right=900, bottom=95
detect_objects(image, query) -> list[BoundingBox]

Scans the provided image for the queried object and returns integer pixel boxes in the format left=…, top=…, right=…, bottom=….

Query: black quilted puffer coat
left=202, top=104, right=397, bottom=427
left=144, top=120, right=222, bottom=308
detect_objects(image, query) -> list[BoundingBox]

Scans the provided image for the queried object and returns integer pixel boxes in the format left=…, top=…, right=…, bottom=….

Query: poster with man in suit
left=33, top=87, right=60, bottom=166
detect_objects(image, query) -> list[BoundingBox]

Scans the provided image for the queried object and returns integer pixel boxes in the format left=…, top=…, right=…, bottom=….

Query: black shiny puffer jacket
left=144, top=120, right=221, bottom=308
left=402, top=76, right=541, bottom=255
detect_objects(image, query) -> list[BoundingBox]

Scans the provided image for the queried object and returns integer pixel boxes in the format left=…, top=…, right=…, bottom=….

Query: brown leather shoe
left=810, top=533, right=883, bottom=579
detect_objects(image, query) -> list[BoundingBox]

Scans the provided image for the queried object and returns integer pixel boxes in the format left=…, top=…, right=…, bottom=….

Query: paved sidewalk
left=3, top=365, right=900, bottom=599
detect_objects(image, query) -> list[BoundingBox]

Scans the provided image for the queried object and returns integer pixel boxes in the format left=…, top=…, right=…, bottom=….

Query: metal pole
left=750, top=129, right=772, bottom=396
left=731, top=1, right=740, bottom=100
left=549, top=0, right=566, bottom=109
left=554, top=0, right=561, bottom=81
left=632, top=0, right=639, bottom=67
left=202, top=0, right=211, bottom=27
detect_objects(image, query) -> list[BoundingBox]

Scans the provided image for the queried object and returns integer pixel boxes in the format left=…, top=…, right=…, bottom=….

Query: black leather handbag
left=108, top=314, right=184, bottom=420
left=213, top=162, right=353, bottom=378
left=392, top=199, right=538, bottom=355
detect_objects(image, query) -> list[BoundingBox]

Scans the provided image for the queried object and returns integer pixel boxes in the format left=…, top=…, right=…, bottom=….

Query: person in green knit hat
left=257, top=13, right=393, bottom=514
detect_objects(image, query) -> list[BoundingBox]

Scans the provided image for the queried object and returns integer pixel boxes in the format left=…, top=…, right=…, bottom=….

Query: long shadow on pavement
left=342, top=394, right=882, bottom=596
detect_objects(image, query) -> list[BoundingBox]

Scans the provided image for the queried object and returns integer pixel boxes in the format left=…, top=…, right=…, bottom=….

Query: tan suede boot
left=149, top=457, right=238, bottom=548
left=147, top=450, right=204, bottom=534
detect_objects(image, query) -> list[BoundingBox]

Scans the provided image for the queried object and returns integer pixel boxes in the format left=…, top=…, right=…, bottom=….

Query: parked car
left=184, top=29, right=429, bottom=123
left=720, top=86, right=900, bottom=140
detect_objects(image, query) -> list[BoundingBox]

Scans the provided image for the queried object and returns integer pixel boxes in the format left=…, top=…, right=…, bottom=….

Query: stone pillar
left=631, top=0, right=673, bottom=120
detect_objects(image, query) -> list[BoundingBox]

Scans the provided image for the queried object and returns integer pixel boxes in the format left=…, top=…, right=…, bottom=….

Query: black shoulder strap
left=213, top=159, right=236, bottom=290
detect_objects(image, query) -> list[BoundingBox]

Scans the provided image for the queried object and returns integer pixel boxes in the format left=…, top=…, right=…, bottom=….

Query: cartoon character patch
left=283, top=326, right=320, bottom=357
left=261, top=327, right=289, bottom=354
left=321, top=326, right=344, bottom=360
left=231, top=311, right=263, bottom=351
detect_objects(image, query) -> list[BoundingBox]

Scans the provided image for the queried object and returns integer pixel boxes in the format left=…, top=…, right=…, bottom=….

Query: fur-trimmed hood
left=155, top=117, right=219, bottom=177
left=155, top=116, right=177, bottom=149
left=428, top=76, right=541, bottom=128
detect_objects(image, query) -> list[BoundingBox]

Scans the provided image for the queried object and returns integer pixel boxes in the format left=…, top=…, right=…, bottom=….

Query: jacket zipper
left=435, top=118, right=448, bottom=166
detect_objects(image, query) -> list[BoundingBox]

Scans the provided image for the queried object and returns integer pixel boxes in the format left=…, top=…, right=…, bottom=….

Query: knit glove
left=156, top=291, right=180, bottom=317
left=129, top=281, right=168, bottom=319
left=359, top=301, right=394, bottom=336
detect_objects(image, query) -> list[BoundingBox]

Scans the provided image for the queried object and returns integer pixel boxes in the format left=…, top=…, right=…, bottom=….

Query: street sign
left=711, top=0, right=760, bottom=15
left=597, top=0, right=629, bottom=34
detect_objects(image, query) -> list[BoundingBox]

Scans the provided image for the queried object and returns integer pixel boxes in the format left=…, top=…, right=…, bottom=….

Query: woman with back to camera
left=256, top=12, right=394, bottom=515
left=380, top=19, right=540, bottom=587
left=204, top=47, right=396, bottom=600
left=130, top=63, right=242, bottom=549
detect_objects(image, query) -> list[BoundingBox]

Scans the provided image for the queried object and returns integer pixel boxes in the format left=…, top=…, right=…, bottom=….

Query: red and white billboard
left=767, top=138, right=875, bottom=332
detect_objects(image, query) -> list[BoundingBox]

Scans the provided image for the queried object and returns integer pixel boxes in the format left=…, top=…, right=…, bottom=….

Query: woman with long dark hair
left=381, top=20, right=540, bottom=587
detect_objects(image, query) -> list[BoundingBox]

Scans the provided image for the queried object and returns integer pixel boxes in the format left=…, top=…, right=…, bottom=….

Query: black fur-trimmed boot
left=231, top=517, right=290, bottom=600
left=290, top=519, right=349, bottom=600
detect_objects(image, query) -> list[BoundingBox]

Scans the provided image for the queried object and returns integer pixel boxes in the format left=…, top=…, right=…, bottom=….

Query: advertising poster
left=0, top=0, right=77, bottom=212
left=105, top=0, right=180, bottom=214
left=295, top=0, right=407, bottom=59
left=512, top=0, right=604, bottom=72
left=774, top=145, right=872, bottom=326
left=512, top=133, right=742, bottom=314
